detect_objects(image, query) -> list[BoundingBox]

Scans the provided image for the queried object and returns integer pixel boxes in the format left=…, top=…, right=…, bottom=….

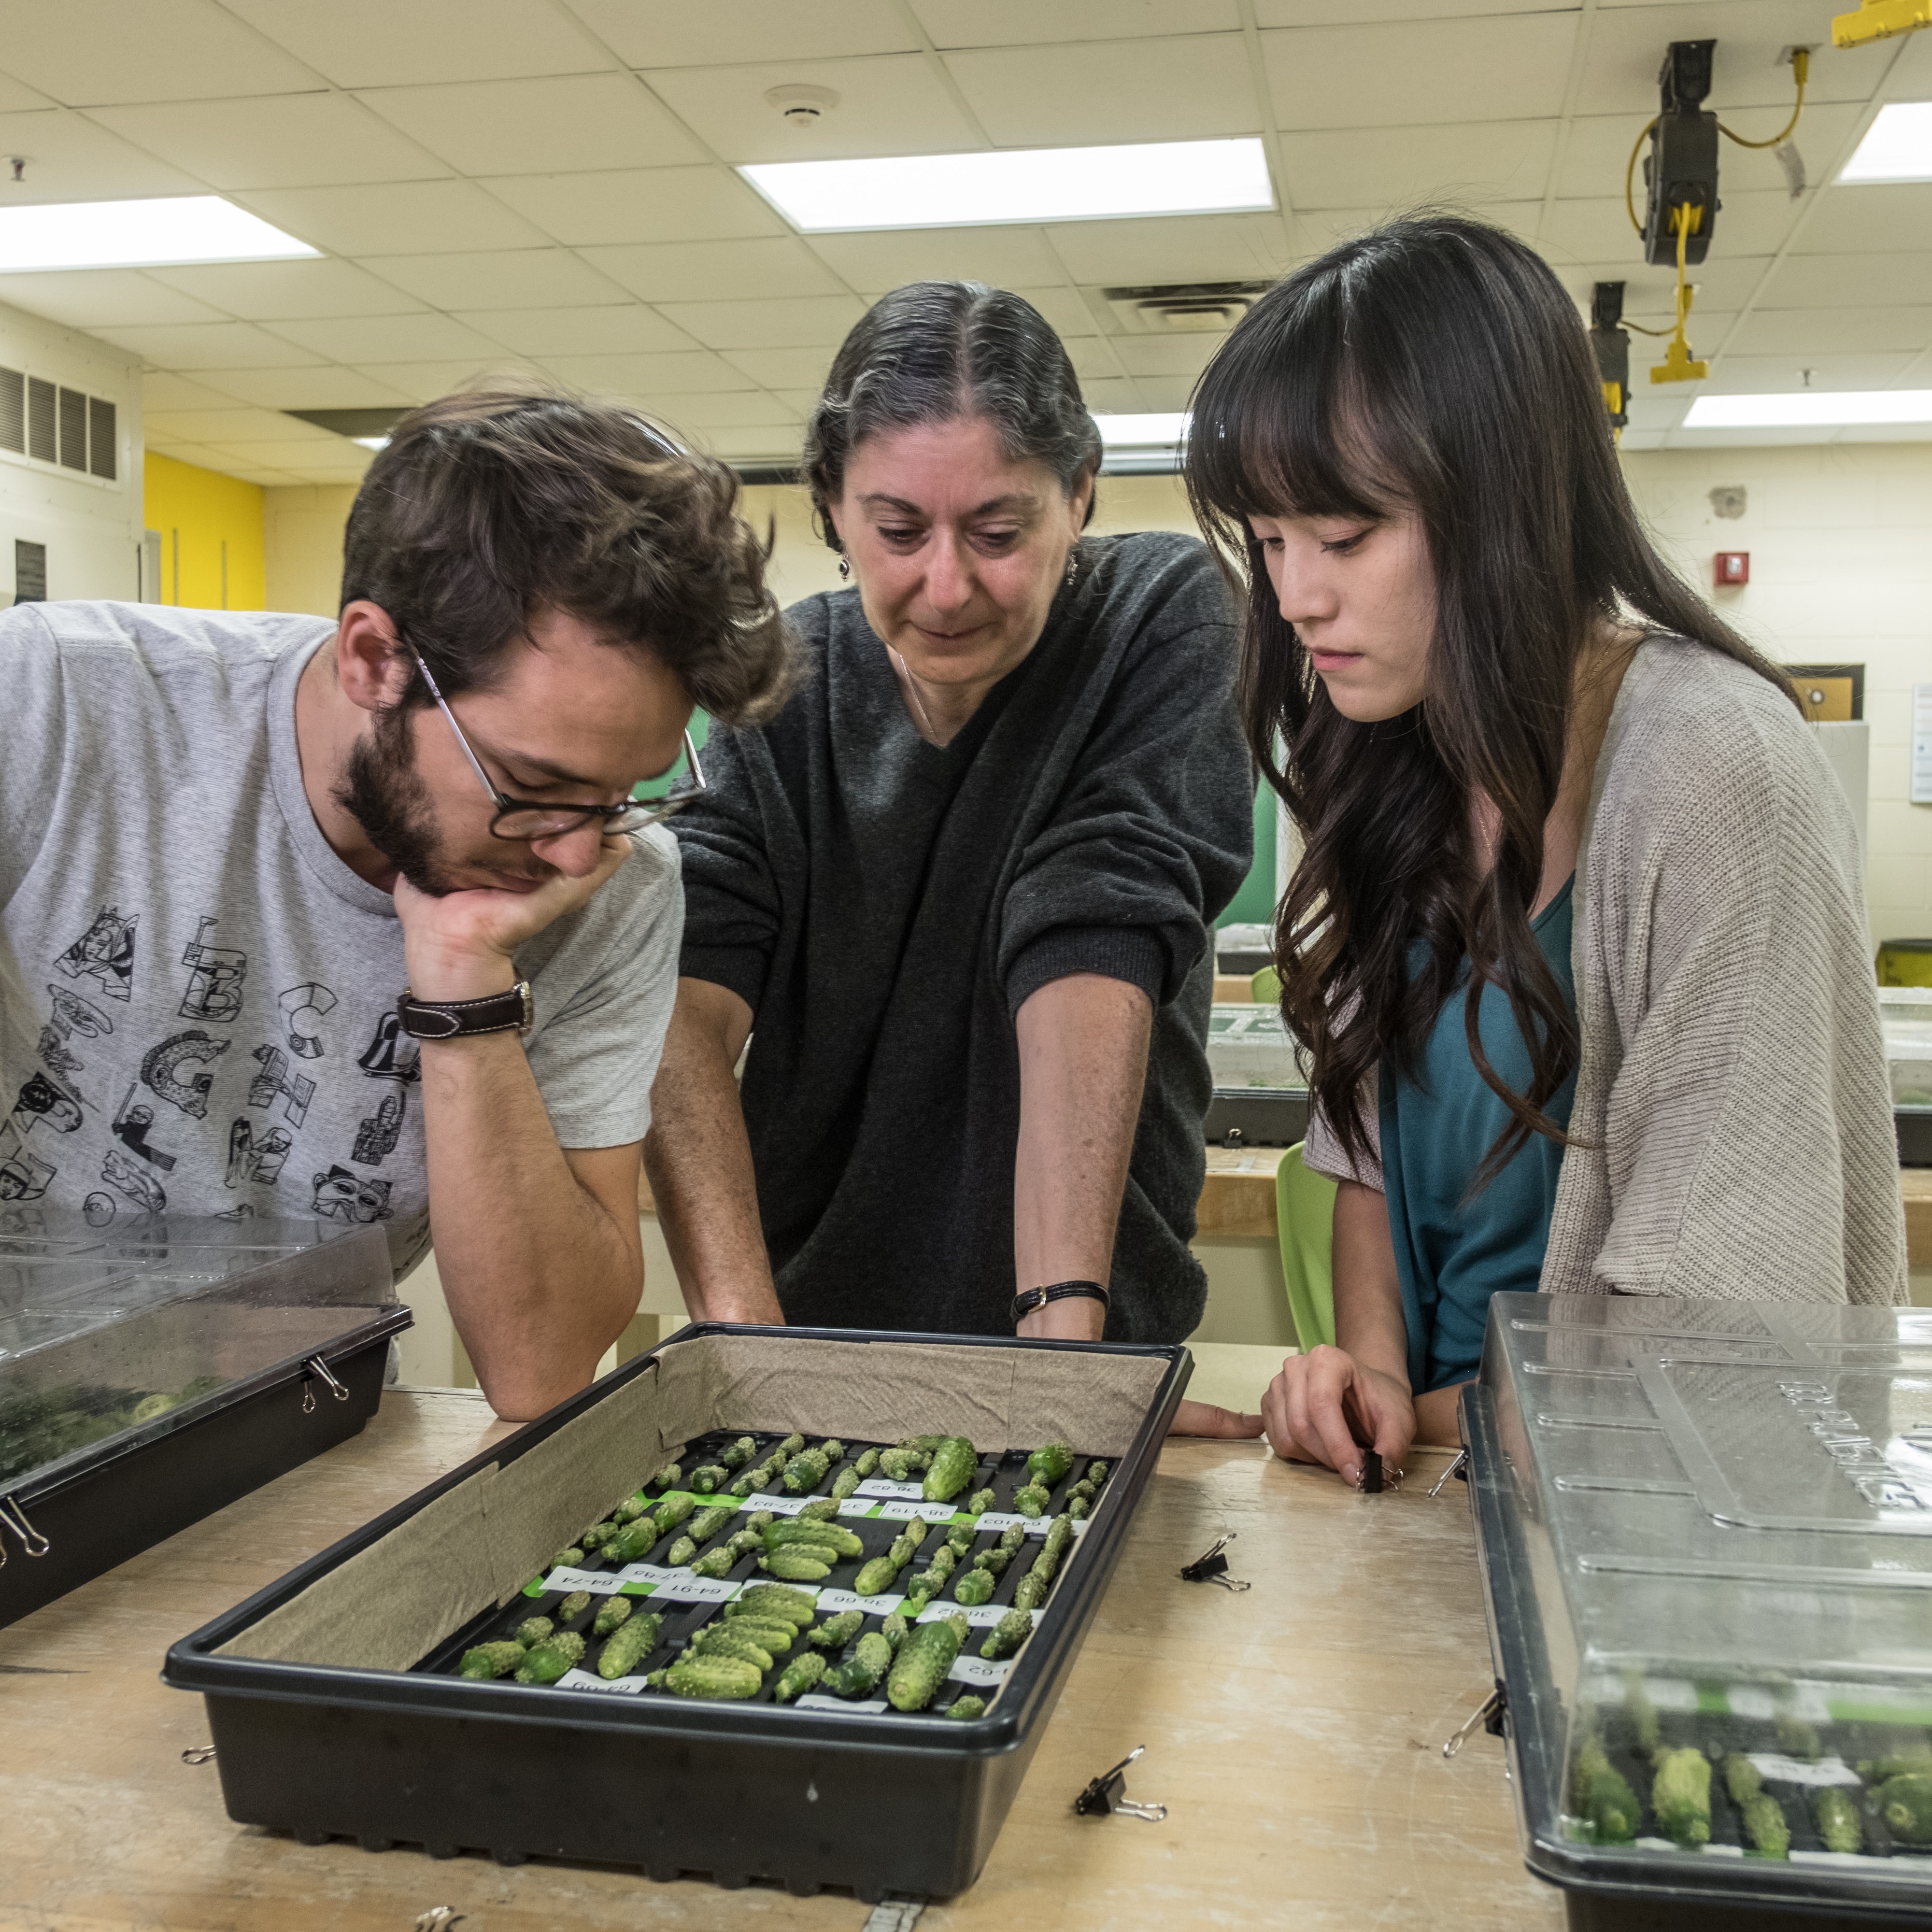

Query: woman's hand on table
left=1167, top=1399, right=1265, bottom=1438
left=1261, top=1344, right=1414, bottom=1485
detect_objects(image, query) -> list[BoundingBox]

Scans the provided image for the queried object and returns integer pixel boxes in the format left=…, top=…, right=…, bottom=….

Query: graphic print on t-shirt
left=47, top=983, right=113, bottom=1046
left=111, top=1083, right=177, bottom=1171
left=277, top=981, right=337, bottom=1059
left=140, top=1029, right=231, bottom=1119
left=248, top=1043, right=315, bottom=1125
left=226, top=1116, right=293, bottom=1188
left=0, top=1125, right=54, bottom=1200
left=356, top=1009, right=420, bottom=1085
left=352, top=1089, right=404, bottom=1165
left=56, top=905, right=137, bottom=1002
left=101, top=1144, right=166, bottom=1213
left=178, top=914, right=247, bottom=1023
left=312, top=1163, right=391, bottom=1223
left=12, top=1070, right=83, bottom=1136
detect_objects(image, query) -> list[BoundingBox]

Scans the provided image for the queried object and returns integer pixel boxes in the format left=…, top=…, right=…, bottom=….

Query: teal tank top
left=1378, top=878, right=1577, bottom=1394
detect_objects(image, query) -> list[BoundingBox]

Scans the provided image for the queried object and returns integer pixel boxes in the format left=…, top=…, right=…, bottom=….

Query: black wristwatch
left=1011, top=1279, right=1111, bottom=1326
left=397, top=981, right=533, bottom=1040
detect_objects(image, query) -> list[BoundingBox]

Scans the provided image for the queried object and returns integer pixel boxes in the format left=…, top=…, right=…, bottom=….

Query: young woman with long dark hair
left=1187, top=215, right=1905, bottom=1483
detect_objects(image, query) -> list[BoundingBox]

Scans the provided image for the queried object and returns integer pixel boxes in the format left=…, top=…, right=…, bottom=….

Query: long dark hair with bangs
left=1186, top=214, right=1794, bottom=1180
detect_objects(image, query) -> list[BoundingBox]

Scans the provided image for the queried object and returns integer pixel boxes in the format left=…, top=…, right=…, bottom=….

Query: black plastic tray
left=1, top=1312, right=407, bottom=1629
left=163, top=1323, right=1190, bottom=1902
left=1204, top=1086, right=1309, bottom=1147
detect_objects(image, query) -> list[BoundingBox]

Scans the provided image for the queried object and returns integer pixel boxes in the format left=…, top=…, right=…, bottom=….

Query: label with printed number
left=837, top=1498, right=880, bottom=1520
left=618, top=1563, right=674, bottom=1586
left=796, top=1694, right=889, bottom=1715
left=875, top=1498, right=955, bottom=1522
left=742, top=1492, right=813, bottom=1517
left=974, top=1512, right=1024, bottom=1534
left=815, top=1587, right=904, bottom=1617
left=854, top=1478, right=923, bottom=1500
left=540, top=1565, right=628, bottom=1595
left=947, top=1655, right=1014, bottom=1688
left=555, top=1666, right=647, bottom=1696
left=917, top=1600, right=1032, bottom=1630
left=647, top=1575, right=740, bottom=1605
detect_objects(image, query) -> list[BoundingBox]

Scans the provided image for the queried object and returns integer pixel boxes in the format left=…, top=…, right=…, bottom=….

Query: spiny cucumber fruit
left=515, top=1616, right=554, bottom=1648
left=980, top=1608, right=1031, bottom=1660
left=653, top=1493, right=697, bottom=1536
left=597, top=1610, right=664, bottom=1679
left=720, top=1435, right=756, bottom=1470
left=765, top=1520, right=865, bottom=1559
left=1085, top=1461, right=1109, bottom=1486
left=1066, top=1479, right=1095, bottom=1506
left=606, top=1520, right=654, bottom=1563
left=881, top=1614, right=909, bottom=1652
left=1570, top=1737, right=1638, bottom=1844
left=557, top=1591, right=592, bottom=1621
left=853, top=1557, right=900, bottom=1596
left=879, top=1448, right=930, bottom=1481
left=1742, top=1791, right=1790, bottom=1857
left=972, top=1545, right=1013, bottom=1576
left=775, top=1653, right=828, bottom=1704
left=719, top=1618, right=795, bottom=1655
left=923, top=1437, right=978, bottom=1503
left=965, top=1487, right=995, bottom=1517
left=665, top=1654, right=763, bottom=1700
left=853, top=1448, right=881, bottom=1478
left=732, top=1583, right=817, bottom=1624
left=691, top=1548, right=735, bottom=1578
left=799, top=1497, right=840, bottom=1521
left=592, top=1597, right=633, bottom=1639
left=832, top=1465, right=863, bottom=1501
left=1068, top=1497, right=1090, bottom=1520
left=515, top=1631, right=586, bottom=1684
left=695, top=1626, right=775, bottom=1671
left=648, top=1460, right=682, bottom=1492
left=762, top=1548, right=832, bottom=1582
left=1013, top=1574, right=1047, bottom=1613
left=581, top=1520, right=618, bottom=1550
left=458, top=1640, right=526, bottom=1680
left=1724, top=1755, right=1762, bottom=1805
left=888, top=1530, right=923, bottom=1566
left=953, top=1566, right=994, bottom=1606
left=726, top=1528, right=764, bottom=1559
left=782, top=1448, right=830, bottom=1493
left=689, top=1505, right=734, bottom=1544
left=998, top=1523, right=1026, bottom=1551
left=613, top=1495, right=652, bottom=1523
left=825, top=1631, right=893, bottom=1697
left=886, top=1615, right=969, bottom=1712
left=947, top=1696, right=986, bottom=1721
left=729, top=1465, right=772, bottom=1497
left=1812, top=1785, right=1863, bottom=1853
left=1026, top=1442, right=1072, bottom=1484
left=1774, top=1714, right=1820, bottom=1762
left=1859, top=1751, right=1932, bottom=1783
left=1650, top=1748, right=1712, bottom=1847
left=809, top=1610, right=864, bottom=1650
left=946, top=1522, right=976, bottom=1555
left=1043, top=1514, right=1075, bottom=1563
left=550, top=1547, right=584, bottom=1571
left=822, top=1439, right=846, bottom=1462
left=666, top=1536, right=697, bottom=1568
left=1013, top=1484, right=1050, bottom=1519
left=778, top=1433, right=806, bottom=1456
left=1876, top=1773, right=1932, bottom=1846
left=688, top=1464, right=729, bottom=1494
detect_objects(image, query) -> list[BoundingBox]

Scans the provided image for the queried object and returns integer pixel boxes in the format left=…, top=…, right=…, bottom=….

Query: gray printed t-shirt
left=0, top=601, right=682, bottom=1279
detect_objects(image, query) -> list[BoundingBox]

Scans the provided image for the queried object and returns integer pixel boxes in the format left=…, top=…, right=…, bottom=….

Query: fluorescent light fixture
left=741, top=140, right=1272, bottom=233
left=1095, top=412, right=1192, bottom=447
left=0, top=196, right=318, bottom=273
left=352, top=436, right=390, bottom=451
left=1841, top=101, right=1932, bottom=183
left=1684, top=390, right=1932, bottom=427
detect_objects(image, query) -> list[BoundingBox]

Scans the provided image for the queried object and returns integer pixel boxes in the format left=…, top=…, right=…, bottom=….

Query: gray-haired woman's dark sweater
left=672, top=529, right=1253, bottom=1342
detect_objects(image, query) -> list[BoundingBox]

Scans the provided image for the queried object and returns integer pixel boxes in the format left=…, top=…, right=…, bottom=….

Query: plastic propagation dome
left=1466, top=1293, right=1932, bottom=1925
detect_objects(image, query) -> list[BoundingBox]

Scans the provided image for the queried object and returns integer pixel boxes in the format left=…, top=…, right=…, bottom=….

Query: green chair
left=1275, top=1141, right=1337, bottom=1350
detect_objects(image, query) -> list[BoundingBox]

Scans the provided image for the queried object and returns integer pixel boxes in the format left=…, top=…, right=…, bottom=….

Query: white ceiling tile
left=195, top=365, right=419, bottom=407
left=1540, top=192, right=1798, bottom=266
left=772, top=388, right=826, bottom=414
left=570, top=1, right=917, bottom=68
left=90, top=320, right=327, bottom=369
left=204, top=436, right=375, bottom=469
left=1554, top=103, right=1864, bottom=203
left=221, top=0, right=614, bottom=88
left=1279, top=119, right=1559, bottom=210
left=653, top=294, right=866, bottom=349
left=1048, top=213, right=1294, bottom=286
left=357, top=74, right=704, bottom=175
left=1699, top=353, right=1918, bottom=393
left=1078, top=375, right=1143, bottom=411
left=645, top=390, right=800, bottom=427
left=89, top=94, right=451, bottom=190
left=447, top=305, right=698, bottom=356
left=143, top=371, right=260, bottom=411
left=148, top=405, right=336, bottom=442
left=1062, top=336, right=1125, bottom=380
left=1108, top=333, right=1225, bottom=379
left=1257, top=0, right=1571, bottom=17
left=0, top=73, right=55, bottom=112
left=690, top=425, right=806, bottom=459
left=946, top=36, right=1260, bottom=147
left=352, top=360, right=528, bottom=401
left=1263, top=14, right=1576, bottom=133
left=804, top=226, right=1071, bottom=294
left=723, top=346, right=841, bottom=389
left=0, top=0, right=321, bottom=106
left=1756, top=253, right=1932, bottom=311
left=1792, top=185, right=1932, bottom=256
left=537, top=349, right=758, bottom=393
left=1548, top=263, right=1747, bottom=330
left=913, top=1, right=1239, bottom=48
left=232, top=181, right=551, bottom=255
left=264, top=313, right=511, bottom=362
left=645, top=55, right=981, bottom=164
left=145, top=258, right=429, bottom=320
left=145, top=438, right=230, bottom=468
left=0, top=270, right=228, bottom=329
left=582, top=237, right=849, bottom=302
left=1009, top=285, right=1099, bottom=337
left=1292, top=202, right=1542, bottom=256
left=1123, top=372, right=1199, bottom=411
left=482, top=165, right=783, bottom=247
left=1726, top=307, right=1932, bottom=356
left=0, top=108, right=205, bottom=200
left=367, top=249, right=633, bottom=310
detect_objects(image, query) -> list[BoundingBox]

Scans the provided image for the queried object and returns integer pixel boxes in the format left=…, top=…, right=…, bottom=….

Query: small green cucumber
left=689, top=1505, right=735, bottom=1544
left=947, top=1696, right=986, bottom=1721
left=719, top=1435, right=756, bottom=1470
left=732, top=1583, right=818, bottom=1624
left=798, top=1497, right=840, bottom=1521
left=831, top=1465, right=862, bottom=1501
left=774, top=1652, right=828, bottom=1704
left=1026, top=1442, right=1072, bottom=1484
left=1742, top=1791, right=1790, bottom=1857
left=648, top=1460, right=682, bottom=1492
left=515, top=1631, right=586, bottom=1684
left=881, top=1613, right=909, bottom=1652
left=762, top=1548, right=832, bottom=1582
left=1069, top=1496, right=1089, bottom=1520
left=580, top=1520, right=618, bottom=1549
left=1043, top=1514, right=1075, bottom=1563
left=1085, top=1461, right=1109, bottom=1485
left=689, top=1465, right=729, bottom=1494
left=853, top=1556, right=901, bottom=1597
left=808, top=1610, right=864, bottom=1650
left=666, top=1536, right=697, bottom=1568
left=695, top=1626, right=773, bottom=1671
left=1014, top=1484, right=1050, bottom=1519
left=597, top=1611, right=663, bottom=1679
left=765, top=1520, right=865, bottom=1559
left=973, top=1546, right=1011, bottom=1575
left=821, top=1439, right=846, bottom=1462
left=886, top=1619, right=964, bottom=1712
left=923, top=1436, right=978, bottom=1503
left=665, top=1655, right=763, bottom=1700
left=825, top=1631, right=893, bottom=1697
left=778, top=1433, right=806, bottom=1456
left=980, top=1608, right=1031, bottom=1660
left=514, top=1616, right=554, bottom=1648
left=557, top=1591, right=592, bottom=1621
left=781, top=1448, right=830, bottom=1493
left=691, top=1547, right=735, bottom=1579
left=953, top=1566, right=994, bottom=1605
left=1812, top=1785, right=1863, bottom=1854
left=726, top=1528, right=764, bottom=1559
left=652, top=1493, right=697, bottom=1536
left=729, top=1467, right=770, bottom=1497
left=1877, top=1773, right=1932, bottom=1846
left=592, top=1597, right=633, bottom=1639
left=965, top=1487, right=995, bottom=1517
left=720, top=1618, right=795, bottom=1655
left=613, top=1494, right=652, bottom=1523
left=854, top=1448, right=881, bottom=1478
left=458, top=1640, right=526, bottom=1680
left=550, top=1547, right=584, bottom=1571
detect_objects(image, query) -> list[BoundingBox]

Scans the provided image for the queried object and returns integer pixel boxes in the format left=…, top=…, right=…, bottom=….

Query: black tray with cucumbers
left=0, top=1211, right=407, bottom=1628
left=164, top=1324, right=1190, bottom=1902
left=1466, top=1292, right=1932, bottom=1931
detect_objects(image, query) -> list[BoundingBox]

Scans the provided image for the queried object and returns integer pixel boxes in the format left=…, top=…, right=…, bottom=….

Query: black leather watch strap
left=397, top=981, right=533, bottom=1040
left=1010, top=1279, right=1111, bottom=1325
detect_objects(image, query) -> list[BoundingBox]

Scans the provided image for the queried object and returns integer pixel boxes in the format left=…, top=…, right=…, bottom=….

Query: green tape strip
left=1694, top=1681, right=1732, bottom=1716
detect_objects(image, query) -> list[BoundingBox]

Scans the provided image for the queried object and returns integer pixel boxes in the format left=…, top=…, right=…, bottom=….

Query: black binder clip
left=1354, top=1449, right=1402, bottom=1493
left=1179, top=1531, right=1250, bottom=1591
left=1074, top=1746, right=1167, bottom=1822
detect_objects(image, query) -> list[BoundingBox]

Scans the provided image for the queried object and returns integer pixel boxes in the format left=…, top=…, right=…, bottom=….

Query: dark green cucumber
left=689, top=1465, right=729, bottom=1494
left=1026, top=1442, right=1072, bottom=1484
left=691, top=1547, right=735, bottom=1578
left=886, top=1616, right=967, bottom=1712
left=781, top=1448, right=830, bottom=1493
left=809, top=1610, right=864, bottom=1650
left=514, top=1632, right=585, bottom=1684
left=825, top=1631, right=893, bottom=1697
left=774, top=1653, right=828, bottom=1704
left=1877, top=1773, right=1932, bottom=1846
left=765, top=1520, right=865, bottom=1559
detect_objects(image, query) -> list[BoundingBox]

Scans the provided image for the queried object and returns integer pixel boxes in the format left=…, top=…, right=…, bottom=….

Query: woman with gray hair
left=644, top=281, right=1258, bottom=1372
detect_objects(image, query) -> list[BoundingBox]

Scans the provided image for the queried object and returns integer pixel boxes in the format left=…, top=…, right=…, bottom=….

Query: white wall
left=0, top=296, right=143, bottom=603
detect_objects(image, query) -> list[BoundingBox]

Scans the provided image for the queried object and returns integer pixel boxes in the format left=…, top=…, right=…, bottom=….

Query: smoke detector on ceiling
left=766, top=85, right=839, bottom=128
left=1099, top=281, right=1270, bottom=335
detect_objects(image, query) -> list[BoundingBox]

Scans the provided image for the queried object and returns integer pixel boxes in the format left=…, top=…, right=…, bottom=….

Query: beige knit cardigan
left=1303, top=635, right=1908, bottom=1307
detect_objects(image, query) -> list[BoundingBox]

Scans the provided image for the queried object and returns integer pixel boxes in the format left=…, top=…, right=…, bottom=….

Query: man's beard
left=334, top=707, right=462, bottom=897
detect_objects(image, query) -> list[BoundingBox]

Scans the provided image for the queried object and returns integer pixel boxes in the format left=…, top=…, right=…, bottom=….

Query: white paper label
left=618, top=1562, right=674, bottom=1586
left=918, top=1600, right=1032, bottom=1631
left=975, top=1512, right=1024, bottom=1534
left=648, top=1575, right=740, bottom=1605
left=1023, top=1518, right=1053, bottom=1538
left=814, top=1587, right=904, bottom=1617
left=796, top=1694, right=890, bottom=1715
left=837, top=1498, right=880, bottom=1520
left=855, top=1478, right=923, bottom=1500
left=743, top=1492, right=813, bottom=1517
left=555, top=1666, right=647, bottom=1696
left=947, top=1655, right=1013, bottom=1688
left=876, top=1498, right=954, bottom=1522
left=1747, top=1754, right=1862, bottom=1789
left=540, top=1565, right=627, bottom=1595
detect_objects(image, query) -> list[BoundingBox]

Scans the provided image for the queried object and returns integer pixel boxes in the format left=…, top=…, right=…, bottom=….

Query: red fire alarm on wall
left=1715, top=551, right=1750, bottom=586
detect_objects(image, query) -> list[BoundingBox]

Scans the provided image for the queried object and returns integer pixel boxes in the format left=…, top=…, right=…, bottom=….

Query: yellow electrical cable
left=1624, top=117, right=1658, bottom=234
left=1719, top=49, right=1808, bottom=148
left=1650, top=202, right=1709, bottom=384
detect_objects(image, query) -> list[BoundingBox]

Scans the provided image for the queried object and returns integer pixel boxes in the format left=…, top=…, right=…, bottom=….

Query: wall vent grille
left=0, top=368, right=118, bottom=481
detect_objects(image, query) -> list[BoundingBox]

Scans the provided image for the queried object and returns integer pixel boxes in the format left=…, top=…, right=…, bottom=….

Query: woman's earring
left=1064, top=548, right=1079, bottom=586
left=838, top=556, right=851, bottom=580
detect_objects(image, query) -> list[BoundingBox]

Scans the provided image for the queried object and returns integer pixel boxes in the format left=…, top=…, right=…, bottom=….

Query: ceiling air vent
left=1099, top=281, right=1271, bottom=336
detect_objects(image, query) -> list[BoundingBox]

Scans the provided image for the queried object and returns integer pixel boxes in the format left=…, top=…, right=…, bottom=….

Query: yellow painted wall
left=143, top=452, right=265, bottom=611
left=265, top=483, right=357, bottom=617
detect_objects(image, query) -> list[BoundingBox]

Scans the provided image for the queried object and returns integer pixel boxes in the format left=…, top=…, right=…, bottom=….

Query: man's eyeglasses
left=412, top=651, right=707, bottom=842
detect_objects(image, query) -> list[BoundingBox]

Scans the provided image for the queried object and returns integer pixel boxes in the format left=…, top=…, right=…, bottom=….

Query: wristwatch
left=397, top=981, right=534, bottom=1040
left=1010, top=1279, right=1111, bottom=1326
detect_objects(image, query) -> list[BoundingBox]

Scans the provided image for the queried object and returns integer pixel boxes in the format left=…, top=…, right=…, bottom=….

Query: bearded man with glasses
left=0, top=385, right=794, bottom=1419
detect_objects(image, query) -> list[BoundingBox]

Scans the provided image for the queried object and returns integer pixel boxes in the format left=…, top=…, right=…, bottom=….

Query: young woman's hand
left=1260, top=1344, right=1415, bottom=1486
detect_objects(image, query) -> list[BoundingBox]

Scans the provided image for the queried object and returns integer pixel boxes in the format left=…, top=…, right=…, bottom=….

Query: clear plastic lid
left=1475, top=1293, right=1932, bottom=1910
left=1206, top=1003, right=1309, bottom=1092
left=0, top=1207, right=398, bottom=1496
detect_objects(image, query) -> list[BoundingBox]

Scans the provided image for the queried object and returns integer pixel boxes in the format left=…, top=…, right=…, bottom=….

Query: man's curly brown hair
left=341, top=383, right=797, bottom=725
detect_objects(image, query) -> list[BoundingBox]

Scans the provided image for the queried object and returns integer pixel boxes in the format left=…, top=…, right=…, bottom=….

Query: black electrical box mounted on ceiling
left=1643, top=40, right=1720, bottom=268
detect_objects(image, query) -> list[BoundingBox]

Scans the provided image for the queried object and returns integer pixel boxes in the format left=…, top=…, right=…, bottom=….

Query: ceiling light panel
left=1842, top=102, right=1932, bottom=184
left=742, top=138, right=1274, bottom=232
left=1683, top=390, right=1932, bottom=427
left=1096, top=412, right=1191, bottom=446
left=0, top=197, right=318, bottom=273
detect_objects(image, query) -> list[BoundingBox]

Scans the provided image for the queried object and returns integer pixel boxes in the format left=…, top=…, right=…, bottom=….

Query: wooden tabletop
left=0, top=1366, right=1560, bottom=1931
